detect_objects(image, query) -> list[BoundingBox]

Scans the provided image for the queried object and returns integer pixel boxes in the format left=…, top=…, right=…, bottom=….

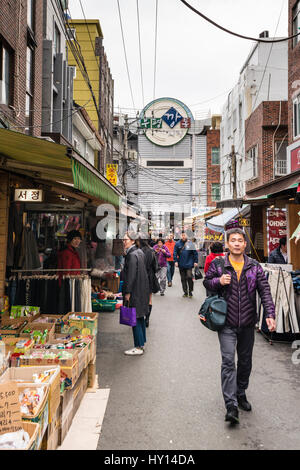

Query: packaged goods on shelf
left=20, top=322, right=55, bottom=343
left=0, top=320, right=28, bottom=337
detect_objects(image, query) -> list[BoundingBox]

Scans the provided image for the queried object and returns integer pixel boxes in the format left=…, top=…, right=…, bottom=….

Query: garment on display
left=8, top=271, right=92, bottom=315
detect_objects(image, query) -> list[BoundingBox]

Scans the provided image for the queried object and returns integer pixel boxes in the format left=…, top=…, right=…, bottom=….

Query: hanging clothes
left=18, top=227, right=41, bottom=270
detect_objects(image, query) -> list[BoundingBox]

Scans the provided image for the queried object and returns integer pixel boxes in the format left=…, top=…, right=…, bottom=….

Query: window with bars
left=275, top=140, right=288, bottom=176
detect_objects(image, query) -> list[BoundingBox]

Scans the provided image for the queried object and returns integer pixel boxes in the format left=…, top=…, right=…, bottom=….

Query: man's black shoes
left=225, top=406, right=239, bottom=424
left=237, top=394, right=252, bottom=412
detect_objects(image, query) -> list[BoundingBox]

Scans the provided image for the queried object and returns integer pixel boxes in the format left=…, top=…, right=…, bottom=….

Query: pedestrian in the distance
left=203, top=228, right=276, bottom=425
left=165, top=233, right=176, bottom=287
left=137, top=234, right=159, bottom=328
left=122, top=232, right=150, bottom=356
left=204, top=242, right=224, bottom=274
left=268, top=237, right=288, bottom=264
left=153, top=239, right=171, bottom=296
left=174, top=231, right=198, bottom=298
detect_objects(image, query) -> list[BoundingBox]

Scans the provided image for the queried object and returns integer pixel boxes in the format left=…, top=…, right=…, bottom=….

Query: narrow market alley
left=74, top=271, right=300, bottom=451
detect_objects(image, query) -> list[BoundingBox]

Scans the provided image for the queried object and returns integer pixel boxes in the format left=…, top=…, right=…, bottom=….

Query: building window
left=211, top=183, right=221, bottom=201
left=211, top=147, right=220, bottom=165
left=68, top=28, right=76, bottom=41
left=25, top=46, right=34, bottom=134
left=54, top=24, right=61, bottom=55
left=293, top=1, right=300, bottom=48
left=247, top=145, right=258, bottom=179
left=293, top=94, right=300, bottom=138
left=0, top=45, right=11, bottom=105
left=27, top=0, right=35, bottom=31
left=275, top=140, right=288, bottom=176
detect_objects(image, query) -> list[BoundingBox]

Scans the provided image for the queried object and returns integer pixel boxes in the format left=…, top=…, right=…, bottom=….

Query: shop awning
left=0, top=129, right=121, bottom=207
left=205, top=206, right=249, bottom=233
left=71, top=158, right=120, bottom=207
left=0, top=129, right=71, bottom=170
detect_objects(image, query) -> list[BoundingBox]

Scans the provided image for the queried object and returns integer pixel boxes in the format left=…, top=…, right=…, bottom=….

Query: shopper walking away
left=268, top=237, right=287, bottom=264
left=174, top=231, right=198, bottom=298
left=122, top=232, right=150, bottom=356
left=138, top=235, right=159, bottom=328
left=203, top=228, right=276, bottom=425
left=204, top=242, right=225, bottom=274
left=165, top=233, right=176, bottom=287
left=153, top=239, right=171, bottom=296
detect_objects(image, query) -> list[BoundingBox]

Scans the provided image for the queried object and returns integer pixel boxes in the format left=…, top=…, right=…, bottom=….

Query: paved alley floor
left=95, top=271, right=300, bottom=450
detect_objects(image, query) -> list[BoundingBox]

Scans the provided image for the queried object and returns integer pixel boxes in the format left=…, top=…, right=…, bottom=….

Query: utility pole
left=231, top=144, right=237, bottom=200
left=122, top=114, right=129, bottom=196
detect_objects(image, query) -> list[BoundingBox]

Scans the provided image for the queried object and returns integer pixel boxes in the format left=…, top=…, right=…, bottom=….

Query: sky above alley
left=68, top=0, right=288, bottom=118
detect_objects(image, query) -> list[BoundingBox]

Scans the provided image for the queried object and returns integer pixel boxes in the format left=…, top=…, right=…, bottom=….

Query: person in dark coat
left=122, top=232, right=150, bottom=356
left=137, top=235, right=159, bottom=328
left=203, top=228, right=276, bottom=425
left=268, top=237, right=287, bottom=264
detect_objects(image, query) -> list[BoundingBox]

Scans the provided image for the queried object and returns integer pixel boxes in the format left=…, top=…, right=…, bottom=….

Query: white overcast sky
left=68, top=0, right=288, bottom=117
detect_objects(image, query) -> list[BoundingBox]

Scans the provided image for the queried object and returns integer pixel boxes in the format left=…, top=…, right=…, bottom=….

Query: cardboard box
left=18, top=349, right=79, bottom=390
left=0, top=366, right=60, bottom=424
left=1, top=308, right=40, bottom=325
left=37, top=315, right=67, bottom=334
left=88, top=335, right=97, bottom=363
left=41, top=406, right=60, bottom=450
left=2, top=337, right=34, bottom=355
left=0, top=320, right=28, bottom=337
left=1, top=421, right=40, bottom=450
left=88, top=357, right=96, bottom=388
left=19, top=383, right=49, bottom=449
left=61, top=312, right=98, bottom=336
left=106, top=277, right=120, bottom=293
left=20, top=322, right=55, bottom=343
left=58, top=390, right=74, bottom=446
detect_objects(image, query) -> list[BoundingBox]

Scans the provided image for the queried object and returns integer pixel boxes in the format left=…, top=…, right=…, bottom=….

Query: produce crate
left=20, top=322, right=55, bottom=343
left=92, top=298, right=117, bottom=312
left=61, top=312, right=98, bottom=336
left=0, top=366, right=60, bottom=424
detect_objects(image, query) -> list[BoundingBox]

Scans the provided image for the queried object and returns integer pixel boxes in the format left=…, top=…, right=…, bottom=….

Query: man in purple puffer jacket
left=203, top=228, right=276, bottom=425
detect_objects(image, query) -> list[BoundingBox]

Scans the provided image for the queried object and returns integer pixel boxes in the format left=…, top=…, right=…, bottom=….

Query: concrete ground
left=63, top=271, right=300, bottom=450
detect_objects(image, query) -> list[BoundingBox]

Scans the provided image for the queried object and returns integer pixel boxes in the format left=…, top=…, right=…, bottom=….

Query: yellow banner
left=106, top=164, right=118, bottom=186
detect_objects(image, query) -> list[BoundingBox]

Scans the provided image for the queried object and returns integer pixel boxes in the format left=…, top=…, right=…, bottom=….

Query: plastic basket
left=92, top=299, right=117, bottom=312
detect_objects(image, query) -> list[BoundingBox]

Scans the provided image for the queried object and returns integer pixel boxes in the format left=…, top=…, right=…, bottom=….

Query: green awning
left=0, top=129, right=71, bottom=170
left=72, top=158, right=120, bottom=207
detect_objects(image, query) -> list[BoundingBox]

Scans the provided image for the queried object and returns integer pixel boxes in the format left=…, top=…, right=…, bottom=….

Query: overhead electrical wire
left=136, top=0, right=145, bottom=108
left=117, top=0, right=136, bottom=111
left=153, top=0, right=159, bottom=103
left=179, top=0, right=299, bottom=44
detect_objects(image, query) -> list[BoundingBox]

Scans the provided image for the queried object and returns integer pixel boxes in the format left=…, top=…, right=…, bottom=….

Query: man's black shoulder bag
left=199, top=257, right=228, bottom=332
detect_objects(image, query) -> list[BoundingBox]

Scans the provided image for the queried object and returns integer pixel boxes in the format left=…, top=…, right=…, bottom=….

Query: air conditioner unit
left=128, top=150, right=137, bottom=160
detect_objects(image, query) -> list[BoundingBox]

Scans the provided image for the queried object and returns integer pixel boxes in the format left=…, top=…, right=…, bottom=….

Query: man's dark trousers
left=218, top=325, right=255, bottom=408
left=179, top=268, right=193, bottom=294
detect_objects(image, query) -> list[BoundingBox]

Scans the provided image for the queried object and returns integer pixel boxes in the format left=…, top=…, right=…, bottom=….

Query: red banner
left=291, top=146, right=300, bottom=172
left=267, top=209, right=287, bottom=255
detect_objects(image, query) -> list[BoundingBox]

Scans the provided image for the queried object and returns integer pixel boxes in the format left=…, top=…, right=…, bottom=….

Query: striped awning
left=71, top=158, right=120, bottom=207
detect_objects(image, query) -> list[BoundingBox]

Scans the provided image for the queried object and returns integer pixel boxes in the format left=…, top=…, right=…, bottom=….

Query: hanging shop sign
left=106, top=164, right=118, bottom=186
left=140, top=97, right=194, bottom=147
left=266, top=208, right=287, bottom=255
left=204, top=227, right=224, bottom=242
left=14, top=189, right=43, bottom=202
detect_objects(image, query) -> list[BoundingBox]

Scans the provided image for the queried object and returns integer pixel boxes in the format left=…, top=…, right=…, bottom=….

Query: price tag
left=0, top=382, right=22, bottom=435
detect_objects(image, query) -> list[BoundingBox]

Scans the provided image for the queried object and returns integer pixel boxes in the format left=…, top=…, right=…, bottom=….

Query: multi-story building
left=0, top=0, right=43, bottom=136
left=245, top=101, right=288, bottom=195
left=287, top=0, right=300, bottom=175
left=41, top=0, right=74, bottom=144
left=220, top=33, right=288, bottom=201
left=203, top=115, right=221, bottom=208
left=67, top=19, right=114, bottom=173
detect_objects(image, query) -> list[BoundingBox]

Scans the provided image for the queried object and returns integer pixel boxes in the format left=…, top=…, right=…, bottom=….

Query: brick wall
left=0, top=0, right=43, bottom=136
left=206, top=129, right=220, bottom=207
left=245, top=101, right=288, bottom=193
left=288, top=0, right=300, bottom=146
left=0, top=172, right=9, bottom=296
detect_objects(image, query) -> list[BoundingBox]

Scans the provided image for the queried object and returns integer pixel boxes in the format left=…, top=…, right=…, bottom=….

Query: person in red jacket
left=204, top=242, right=224, bottom=274
left=165, top=233, right=176, bottom=287
left=58, top=230, right=82, bottom=275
